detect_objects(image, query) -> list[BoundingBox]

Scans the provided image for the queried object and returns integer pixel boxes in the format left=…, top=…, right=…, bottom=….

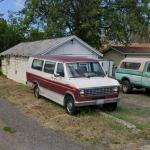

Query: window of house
left=56, top=63, right=64, bottom=77
left=120, top=62, right=141, bottom=70
left=32, top=59, right=44, bottom=71
left=44, top=61, right=55, bottom=74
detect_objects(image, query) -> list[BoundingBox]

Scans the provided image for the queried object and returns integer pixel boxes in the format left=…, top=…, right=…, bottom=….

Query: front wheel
left=103, top=102, right=118, bottom=111
left=122, top=80, right=132, bottom=93
left=65, top=96, right=77, bottom=115
left=146, top=88, right=150, bottom=93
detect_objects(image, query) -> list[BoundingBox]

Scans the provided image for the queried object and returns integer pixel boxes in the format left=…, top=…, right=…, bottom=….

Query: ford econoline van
left=26, top=55, right=120, bottom=115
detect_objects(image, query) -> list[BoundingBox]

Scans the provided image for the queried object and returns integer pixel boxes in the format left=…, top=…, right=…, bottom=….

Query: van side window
left=44, top=61, right=55, bottom=74
left=32, top=59, right=44, bottom=71
left=120, top=62, right=141, bottom=70
left=147, top=63, right=150, bottom=72
left=56, top=63, right=64, bottom=77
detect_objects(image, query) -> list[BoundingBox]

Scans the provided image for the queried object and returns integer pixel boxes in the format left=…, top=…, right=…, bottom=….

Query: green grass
left=109, top=106, right=150, bottom=140
left=111, top=106, right=150, bottom=122
left=107, top=121, right=123, bottom=132
left=3, top=126, right=16, bottom=133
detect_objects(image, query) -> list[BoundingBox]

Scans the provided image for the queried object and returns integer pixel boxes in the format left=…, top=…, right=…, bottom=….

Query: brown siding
left=103, top=50, right=125, bottom=66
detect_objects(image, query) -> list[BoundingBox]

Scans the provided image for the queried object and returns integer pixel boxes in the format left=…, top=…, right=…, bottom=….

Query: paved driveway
left=0, top=99, right=99, bottom=150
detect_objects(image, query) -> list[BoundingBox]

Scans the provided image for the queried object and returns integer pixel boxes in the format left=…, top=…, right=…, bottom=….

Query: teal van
left=115, top=58, right=150, bottom=93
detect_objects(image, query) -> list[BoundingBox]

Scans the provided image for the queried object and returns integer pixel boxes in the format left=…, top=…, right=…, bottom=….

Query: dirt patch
left=120, top=90, right=150, bottom=109
left=0, top=76, right=149, bottom=150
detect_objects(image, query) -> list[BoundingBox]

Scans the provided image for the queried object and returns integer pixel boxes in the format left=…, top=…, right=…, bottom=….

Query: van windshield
left=66, top=62, right=105, bottom=78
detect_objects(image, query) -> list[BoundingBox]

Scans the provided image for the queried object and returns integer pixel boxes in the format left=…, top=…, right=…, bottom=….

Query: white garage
left=0, top=35, right=103, bottom=84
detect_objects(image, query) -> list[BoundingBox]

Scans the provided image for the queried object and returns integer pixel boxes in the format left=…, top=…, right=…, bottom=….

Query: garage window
left=32, top=59, right=44, bottom=71
left=120, top=62, right=141, bottom=70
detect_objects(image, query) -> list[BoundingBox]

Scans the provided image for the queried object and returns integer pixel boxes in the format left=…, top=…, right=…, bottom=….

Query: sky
left=0, top=0, right=25, bottom=20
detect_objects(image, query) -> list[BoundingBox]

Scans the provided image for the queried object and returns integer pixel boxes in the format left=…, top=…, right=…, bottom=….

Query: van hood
left=68, top=77, right=120, bottom=89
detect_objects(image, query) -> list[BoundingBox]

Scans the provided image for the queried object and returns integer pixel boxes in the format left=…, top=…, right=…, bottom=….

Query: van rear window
left=32, top=59, right=44, bottom=71
left=120, top=62, right=141, bottom=70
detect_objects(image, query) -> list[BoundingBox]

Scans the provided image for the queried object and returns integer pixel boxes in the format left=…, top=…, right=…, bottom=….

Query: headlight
left=113, top=86, right=120, bottom=93
left=113, top=87, right=119, bottom=92
left=79, top=89, right=85, bottom=96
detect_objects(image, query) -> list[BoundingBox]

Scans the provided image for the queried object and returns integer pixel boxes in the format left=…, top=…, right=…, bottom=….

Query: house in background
left=101, top=43, right=150, bottom=66
left=0, top=35, right=103, bottom=84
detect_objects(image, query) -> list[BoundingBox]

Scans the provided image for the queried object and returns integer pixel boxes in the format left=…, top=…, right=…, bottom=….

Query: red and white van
left=26, top=55, right=120, bottom=115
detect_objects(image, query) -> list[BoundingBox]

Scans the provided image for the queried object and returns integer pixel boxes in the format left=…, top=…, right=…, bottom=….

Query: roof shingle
left=0, top=36, right=75, bottom=56
left=111, top=43, right=150, bottom=54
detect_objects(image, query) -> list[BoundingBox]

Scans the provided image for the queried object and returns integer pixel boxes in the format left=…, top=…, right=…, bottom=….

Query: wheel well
left=121, top=77, right=130, bottom=84
left=33, top=81, right=38, bottom=88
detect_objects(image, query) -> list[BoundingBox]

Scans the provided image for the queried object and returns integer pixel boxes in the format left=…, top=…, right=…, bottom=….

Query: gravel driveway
left=0, top=99, right=100, bottom=150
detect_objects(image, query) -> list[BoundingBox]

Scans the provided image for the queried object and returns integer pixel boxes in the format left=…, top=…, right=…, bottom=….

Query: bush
left=0, top=68, right=3, bottom=76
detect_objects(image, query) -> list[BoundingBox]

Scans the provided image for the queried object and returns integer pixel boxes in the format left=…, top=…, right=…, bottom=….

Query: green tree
left=28, top=29, right=45, bottom=41
left=0, top=18, right=23, bottom=52
left=21, top=0, right=150, bottom=47
left=100, top=0, right=150, bottom=44
left=21, top=0, right=101, bottom=47
left=1, top=0, right=149, bottom=49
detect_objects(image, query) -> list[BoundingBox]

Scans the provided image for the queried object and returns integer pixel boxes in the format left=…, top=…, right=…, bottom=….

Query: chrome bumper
left=75, top=97, right=120, bottom=107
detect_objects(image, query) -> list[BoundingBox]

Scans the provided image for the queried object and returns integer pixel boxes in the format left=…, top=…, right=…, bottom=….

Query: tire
left=103, top=102, right=118, bottom=111
left=122, top=80, right=132, bottom=93
left=34, top=85, right=40, bottom=98
left=145, top=88, right=150, bottom=93
left=65, top=95, right=77, bottom=115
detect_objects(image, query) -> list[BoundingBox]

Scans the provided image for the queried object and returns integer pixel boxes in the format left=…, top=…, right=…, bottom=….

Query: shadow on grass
left=122, top=88, right=150, bottom=96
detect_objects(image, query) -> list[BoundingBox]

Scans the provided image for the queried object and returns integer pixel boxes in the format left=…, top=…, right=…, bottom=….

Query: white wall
left=46, top=39, right=99, bottom=59
left=2, top=56, right=28, bottom=84
left=99, top=60, right=114, bottom=77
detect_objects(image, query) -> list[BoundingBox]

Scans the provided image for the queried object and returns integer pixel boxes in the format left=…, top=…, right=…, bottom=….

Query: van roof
left=32, top=55, right=98, bottom=63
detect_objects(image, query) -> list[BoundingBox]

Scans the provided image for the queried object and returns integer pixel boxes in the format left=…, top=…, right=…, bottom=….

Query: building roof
left=103, top=43, right=150, bottom=55
left=33, top=55, right=98, bottom=63
left=0, top=35, right=103, bottom=57
left=112, top=43, right=150, bottom=54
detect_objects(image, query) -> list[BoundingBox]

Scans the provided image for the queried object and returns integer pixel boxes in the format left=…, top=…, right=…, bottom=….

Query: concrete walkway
left=0, top=99, right=99, bottom=150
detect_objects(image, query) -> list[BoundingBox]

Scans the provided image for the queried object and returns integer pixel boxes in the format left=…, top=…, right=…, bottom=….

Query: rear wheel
left=65, top=95, right=77, bottom=115
left=146, top=88, right=150, bottom=93
left=34, top=85, right=40, bottom=98
left=122, top=80, right=132, bottom=93
left=103, top=102, right=117, bottom=111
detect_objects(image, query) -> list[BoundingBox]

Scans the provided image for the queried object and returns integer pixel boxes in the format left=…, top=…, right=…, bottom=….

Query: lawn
left=0, top=76, right=149, bottom=150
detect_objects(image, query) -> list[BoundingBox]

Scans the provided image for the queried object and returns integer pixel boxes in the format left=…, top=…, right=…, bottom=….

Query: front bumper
left=75, top=97, right=120, bottom=107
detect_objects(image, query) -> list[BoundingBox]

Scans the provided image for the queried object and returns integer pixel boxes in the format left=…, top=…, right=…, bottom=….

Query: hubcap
left=67, top=101, right=72, bottom=113
left=35, top=87, right=39, bottom=97
left=123, top=85, right=127, bottom=92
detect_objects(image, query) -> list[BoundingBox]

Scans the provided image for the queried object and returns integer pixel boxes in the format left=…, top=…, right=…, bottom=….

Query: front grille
left=84, top=86, right=115, bottom=96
